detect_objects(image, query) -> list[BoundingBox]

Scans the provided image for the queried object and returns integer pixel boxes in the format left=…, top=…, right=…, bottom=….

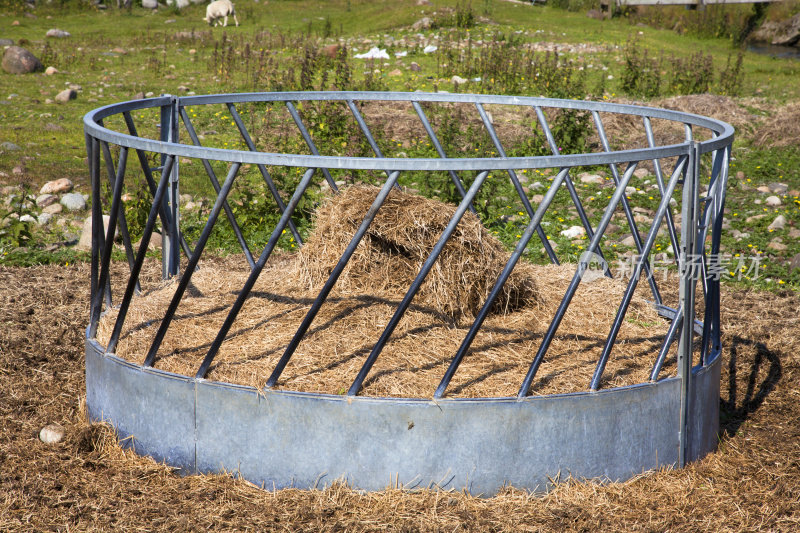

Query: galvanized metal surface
left=86, top=337, right=721, bottom=494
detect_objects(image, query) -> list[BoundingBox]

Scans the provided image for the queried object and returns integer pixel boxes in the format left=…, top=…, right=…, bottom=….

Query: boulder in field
left=2, top=46, right=43, bottom=74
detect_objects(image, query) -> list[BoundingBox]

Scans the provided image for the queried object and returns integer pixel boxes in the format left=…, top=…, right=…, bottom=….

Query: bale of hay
left=295, top=185, right=538, bottom=319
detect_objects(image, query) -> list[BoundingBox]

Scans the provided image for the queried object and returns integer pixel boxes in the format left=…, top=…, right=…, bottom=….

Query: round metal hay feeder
left=83, top=92, right=732, bottom=494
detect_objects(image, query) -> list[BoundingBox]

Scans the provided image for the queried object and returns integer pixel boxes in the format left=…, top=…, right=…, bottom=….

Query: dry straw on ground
left=754, top=102, right=800, bottom=149
left=2, top=263, right=798, bottom=531
left=96, top=186, right=671, bottom=398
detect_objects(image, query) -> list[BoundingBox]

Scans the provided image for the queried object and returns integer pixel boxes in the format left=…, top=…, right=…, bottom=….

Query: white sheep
left=204, top=0, right=239, bottom=27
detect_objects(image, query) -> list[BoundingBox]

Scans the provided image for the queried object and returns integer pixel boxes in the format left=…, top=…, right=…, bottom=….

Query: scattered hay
left=4, top=260, right=800, bottom=530
left=296, top=185, right=538, bottom=318
left=653, top=94, right=757, bottom=132
left=753, top=101, right=800, bottom=148
left=95, top=256, right=667, bottom=398
left=95, top=188, right=672, bottom=398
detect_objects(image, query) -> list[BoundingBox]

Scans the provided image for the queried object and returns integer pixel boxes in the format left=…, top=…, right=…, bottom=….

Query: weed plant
left=621, top=40, right=744, bottom=97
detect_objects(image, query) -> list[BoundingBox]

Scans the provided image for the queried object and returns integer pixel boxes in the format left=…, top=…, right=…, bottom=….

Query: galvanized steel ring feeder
left=83, top=92, right=732, bottom=494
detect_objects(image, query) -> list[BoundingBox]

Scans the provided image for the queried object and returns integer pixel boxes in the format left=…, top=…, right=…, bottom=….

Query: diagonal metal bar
left=106, top=156, right=176, bottom=354
left=435, top=167, right=572, bottom=399
left=411, top=101, right=475, bottom=214
left=643, top=116, right=681, bottom=261
left=195, top=167, right=318, bottom=379
left=476, top=103, right=559, bottom=265
left=347, top=170, right=491, bottom=397
left=90, top=147, right=130, bottom=340
left=285, top=101, right=337, bottom=191
left=589, top=154, right=688, bottom=391
left=518, top=161, right=639, bottom=398
left=122, top=111, right=194, bottom=261
left=650, top=312, right=683, bottom=381
left=92, top=135, right=113, bottom=311
left=99, top=138, right=140, bottom=294
left=532, top=106, right=611, bottom=275
left=345, top=99, right=402, bottom=189
left=265, top=170, right=402, bottom=388
left=227, top=102, right=304, bottom=245
left=592, top=110, right=662, bottom=305
left=179, top=107, right=255, bottom=270
left=144, top=162, right=242, bottom=367
left=698, top=144, right=728, bottom=365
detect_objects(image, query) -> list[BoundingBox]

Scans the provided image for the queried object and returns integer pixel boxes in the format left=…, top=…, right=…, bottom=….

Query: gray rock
left=40, top=178, right=73, bottom=195
left=579, top=173, right=605, bottom=185
left=19, top=214, right=36, bottom=224
left=135, top=231, right=162, bottom=251
left=767, top=240, right=787, bottom=252
left=55, top=89, right=77, bottom=103
left=39, top=423, right=65, bottom=445
left=768, top=182, right=788, bottom=195
left=2, top=46, right=43, bottom=74
left=1, top=141, right=20, bottom=151
left=0, top=39, right=14, bottom=47
left=409, top=62, right=421, bottom=72
left=451, top=75, right=467, bottom=84
left=789, top=253, right=800, bottom=274
left=77, top=214, right=115, bottom=251
left=142, top=0, right=158, bottom=8
left=36, top=194, right=58, bottom=207
left=560, top=226, right=586, bottom=239
left=768, top=215, right=787, bottom=231
left=37, top=212, right=53, bottom=226
left=765, top=195, right=782, bottom=207
left=756, top=185, right=771, bottom=193
left=633, top=168, right=650, bottom=179
left=46, top=29, right=71, bottom=38
left=43, top=203, right=62, bottom=215
left=60, top=193, right=86, bottom=211
left=44, top=66, right=58, bottom=75
left=412, top=17, right=432, bottom=31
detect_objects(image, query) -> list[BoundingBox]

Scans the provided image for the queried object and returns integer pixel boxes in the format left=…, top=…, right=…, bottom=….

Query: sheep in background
left=204, top=0, right=239, bottom=27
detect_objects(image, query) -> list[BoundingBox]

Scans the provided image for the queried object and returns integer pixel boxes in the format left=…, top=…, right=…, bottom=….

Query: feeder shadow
left=719, top=335, right=782, bottom=437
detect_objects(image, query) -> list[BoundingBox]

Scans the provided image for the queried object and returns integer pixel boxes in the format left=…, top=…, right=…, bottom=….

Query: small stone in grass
left=765, top=196, right=782, bottom=207
left=55, top=88, right=77, bottom=103
left=768, top=215, right=786, bottom=231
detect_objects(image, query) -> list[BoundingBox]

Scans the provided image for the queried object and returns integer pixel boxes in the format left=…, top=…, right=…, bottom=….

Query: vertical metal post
left=677, top=142, right=700, bottom=467
left=159, top=95, right=180, bottom=279
left=88, top=133, right=102, bottom=337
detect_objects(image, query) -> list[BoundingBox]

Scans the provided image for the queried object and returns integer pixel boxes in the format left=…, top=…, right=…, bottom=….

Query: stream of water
left=747, top=43, right=800, bottom=60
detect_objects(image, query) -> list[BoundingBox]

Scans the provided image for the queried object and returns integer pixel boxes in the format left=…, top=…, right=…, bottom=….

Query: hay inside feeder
left=97, top=187, right=675, bottom=398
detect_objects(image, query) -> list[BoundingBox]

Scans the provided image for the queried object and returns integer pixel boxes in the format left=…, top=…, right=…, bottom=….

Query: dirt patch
left=1, top=262, right=799, bottom=530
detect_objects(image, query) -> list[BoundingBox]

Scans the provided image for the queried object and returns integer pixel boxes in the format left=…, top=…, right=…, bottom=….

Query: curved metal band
left=83, top=92, right=734, bottom=170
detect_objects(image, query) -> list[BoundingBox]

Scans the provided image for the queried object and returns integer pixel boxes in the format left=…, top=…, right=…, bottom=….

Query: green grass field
left=1, top=0, right=799, bottom=289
